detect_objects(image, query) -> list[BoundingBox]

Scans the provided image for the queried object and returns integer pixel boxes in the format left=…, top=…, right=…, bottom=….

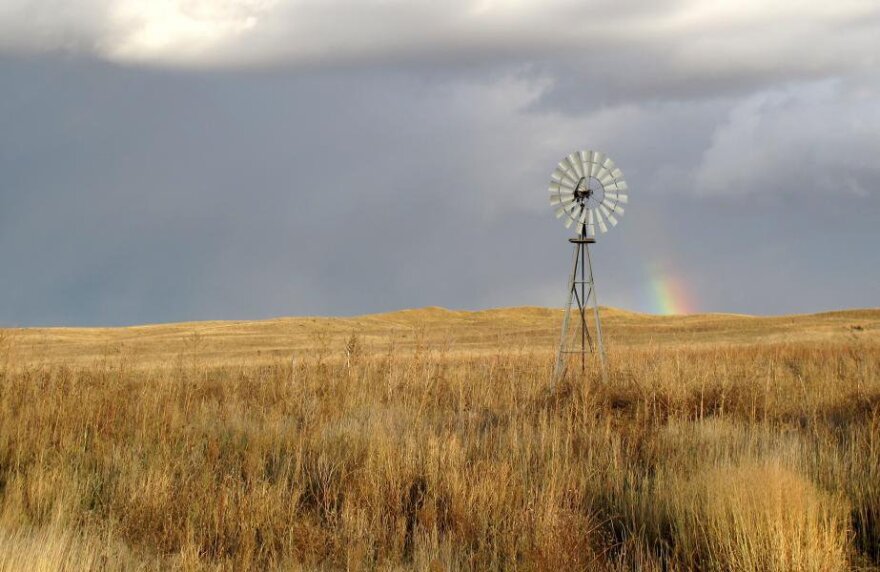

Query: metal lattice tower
left=554, top=235, right=605, bottom=380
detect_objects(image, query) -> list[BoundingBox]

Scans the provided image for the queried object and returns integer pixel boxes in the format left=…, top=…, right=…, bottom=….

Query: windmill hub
left=547, top=149, right=630, bottom=382
left=574, top=176, right=607, bottom=203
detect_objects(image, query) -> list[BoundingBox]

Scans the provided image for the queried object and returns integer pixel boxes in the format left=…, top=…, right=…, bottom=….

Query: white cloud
left=103, top=0, right=274, bottom=63
left=1, top=0, right=877, bottom=84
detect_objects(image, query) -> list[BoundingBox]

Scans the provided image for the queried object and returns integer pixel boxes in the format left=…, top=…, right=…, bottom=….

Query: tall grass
left=0, top=337, right=878, bottom=570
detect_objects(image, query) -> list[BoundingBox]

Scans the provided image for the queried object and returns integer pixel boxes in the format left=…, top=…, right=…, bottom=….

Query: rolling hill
left=2, top=306, right=877, bottom=367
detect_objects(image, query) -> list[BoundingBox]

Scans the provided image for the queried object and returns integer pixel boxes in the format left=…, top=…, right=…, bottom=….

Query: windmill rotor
left=548, top=150, right=628, bottom=237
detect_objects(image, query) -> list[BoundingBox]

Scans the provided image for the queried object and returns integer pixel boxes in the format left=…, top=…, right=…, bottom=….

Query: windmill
left=548, top=150, right=628, bottom=381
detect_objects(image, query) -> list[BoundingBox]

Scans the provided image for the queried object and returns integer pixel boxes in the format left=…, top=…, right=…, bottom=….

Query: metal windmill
left=548, top=150, right=628, bottom=381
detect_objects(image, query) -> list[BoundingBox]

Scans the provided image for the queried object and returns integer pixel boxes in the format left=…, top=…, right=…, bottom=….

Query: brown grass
left=0, top=307, right=878, bottom=570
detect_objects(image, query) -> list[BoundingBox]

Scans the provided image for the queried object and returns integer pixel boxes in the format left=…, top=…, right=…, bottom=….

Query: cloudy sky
left=1, top=0, right=878, bottom=326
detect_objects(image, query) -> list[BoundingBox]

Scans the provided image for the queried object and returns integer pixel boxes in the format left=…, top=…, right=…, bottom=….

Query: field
left=0, top=306, right=879, bottom=570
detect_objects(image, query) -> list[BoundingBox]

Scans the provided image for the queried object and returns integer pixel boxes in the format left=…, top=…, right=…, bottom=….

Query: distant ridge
left=7, top=305, right=880, bottom=331
left=1, top=306, right=876, bottom=368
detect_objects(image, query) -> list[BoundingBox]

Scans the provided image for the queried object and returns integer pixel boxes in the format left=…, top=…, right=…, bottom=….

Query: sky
left=1, top=0, right=878, bottom=326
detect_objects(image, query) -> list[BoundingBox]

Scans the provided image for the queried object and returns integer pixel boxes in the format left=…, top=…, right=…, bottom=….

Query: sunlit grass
left=0, top=317, right=878, bottom=570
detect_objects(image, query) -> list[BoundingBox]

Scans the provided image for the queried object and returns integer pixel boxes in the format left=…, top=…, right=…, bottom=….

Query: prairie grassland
left=0, top=308, right=878, bottom=570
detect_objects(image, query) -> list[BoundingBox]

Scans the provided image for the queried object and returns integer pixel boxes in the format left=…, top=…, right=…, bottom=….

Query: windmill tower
left=548, top=150, right=628, bottom=381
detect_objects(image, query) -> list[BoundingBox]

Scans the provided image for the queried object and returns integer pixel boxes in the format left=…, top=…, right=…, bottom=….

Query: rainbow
left=647, top=268, right=695, bottom=315
left=635, top=209, right=699, bottom=315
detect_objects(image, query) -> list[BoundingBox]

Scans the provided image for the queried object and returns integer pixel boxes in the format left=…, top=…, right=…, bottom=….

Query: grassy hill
left=4, top=306, right=879, bottom=367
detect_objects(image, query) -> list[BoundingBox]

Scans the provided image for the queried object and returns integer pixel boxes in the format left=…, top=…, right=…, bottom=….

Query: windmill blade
left=593, top=165, right=610, bottom=182
left=555, top=206, right=569, bottom=218
left=566, top=153, right=584, bottom=178
left=605, top=179, right=628, bottom=192
left=550, top=171, right=577, bottom=188
left=564, top=215, right=575, bottom=229
left=601, top=157, right=615, bottom=172
left=577, top=208, right=591, bottom=236
left=605, top=192, right=628, bottom=204
left=549, top=195, right=573, bottom=206
left=593, top=205, right=605, bottom=226
left=609, top=167, right=623, bottom=180
left=602, top=198, right=625, bottom=215
left=552, top=168, right=579, bottom=186
left=599, top=204, right=612, bottom=218
left=578, top=150, right=590, bottom=175
left=564, top=199, right=580, bottom=211
left=549, top=192, right=575, bottom=202
left=579, top=211, right=593, bottom=236
left=590, top=152, right=607, bottom=177
left=550, top=193, right=574, bottom=204
left=599, top=171, right=616, bottom=186
left=557, top=161, right=579, bottom=179
left=601, top=198, right=619, bottom=211
left=564, top=154, right=580, bottom=179
left=549, top=180, right=576, bottom=193
left=550, top=190, right=574, bottom=197
left=568, top=203, right=585, bottom=220
left=606, top=213, right=618, bottom=227
left=592, top=206, right=609, bottom=233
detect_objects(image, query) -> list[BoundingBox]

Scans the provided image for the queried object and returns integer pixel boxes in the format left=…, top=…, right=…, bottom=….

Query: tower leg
left=585, top=244, right=606, bottom=372
left=553, top=241, right=580, bottom=380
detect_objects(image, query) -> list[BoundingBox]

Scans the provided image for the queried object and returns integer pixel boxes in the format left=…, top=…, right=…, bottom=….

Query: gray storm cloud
left=694, top=79, right=880, bottom=197
left=0, top=1, right=877, bottom=325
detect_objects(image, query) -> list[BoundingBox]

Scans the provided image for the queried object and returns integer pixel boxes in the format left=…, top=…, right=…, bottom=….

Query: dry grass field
left=0, top=306, right=878, bottom=570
